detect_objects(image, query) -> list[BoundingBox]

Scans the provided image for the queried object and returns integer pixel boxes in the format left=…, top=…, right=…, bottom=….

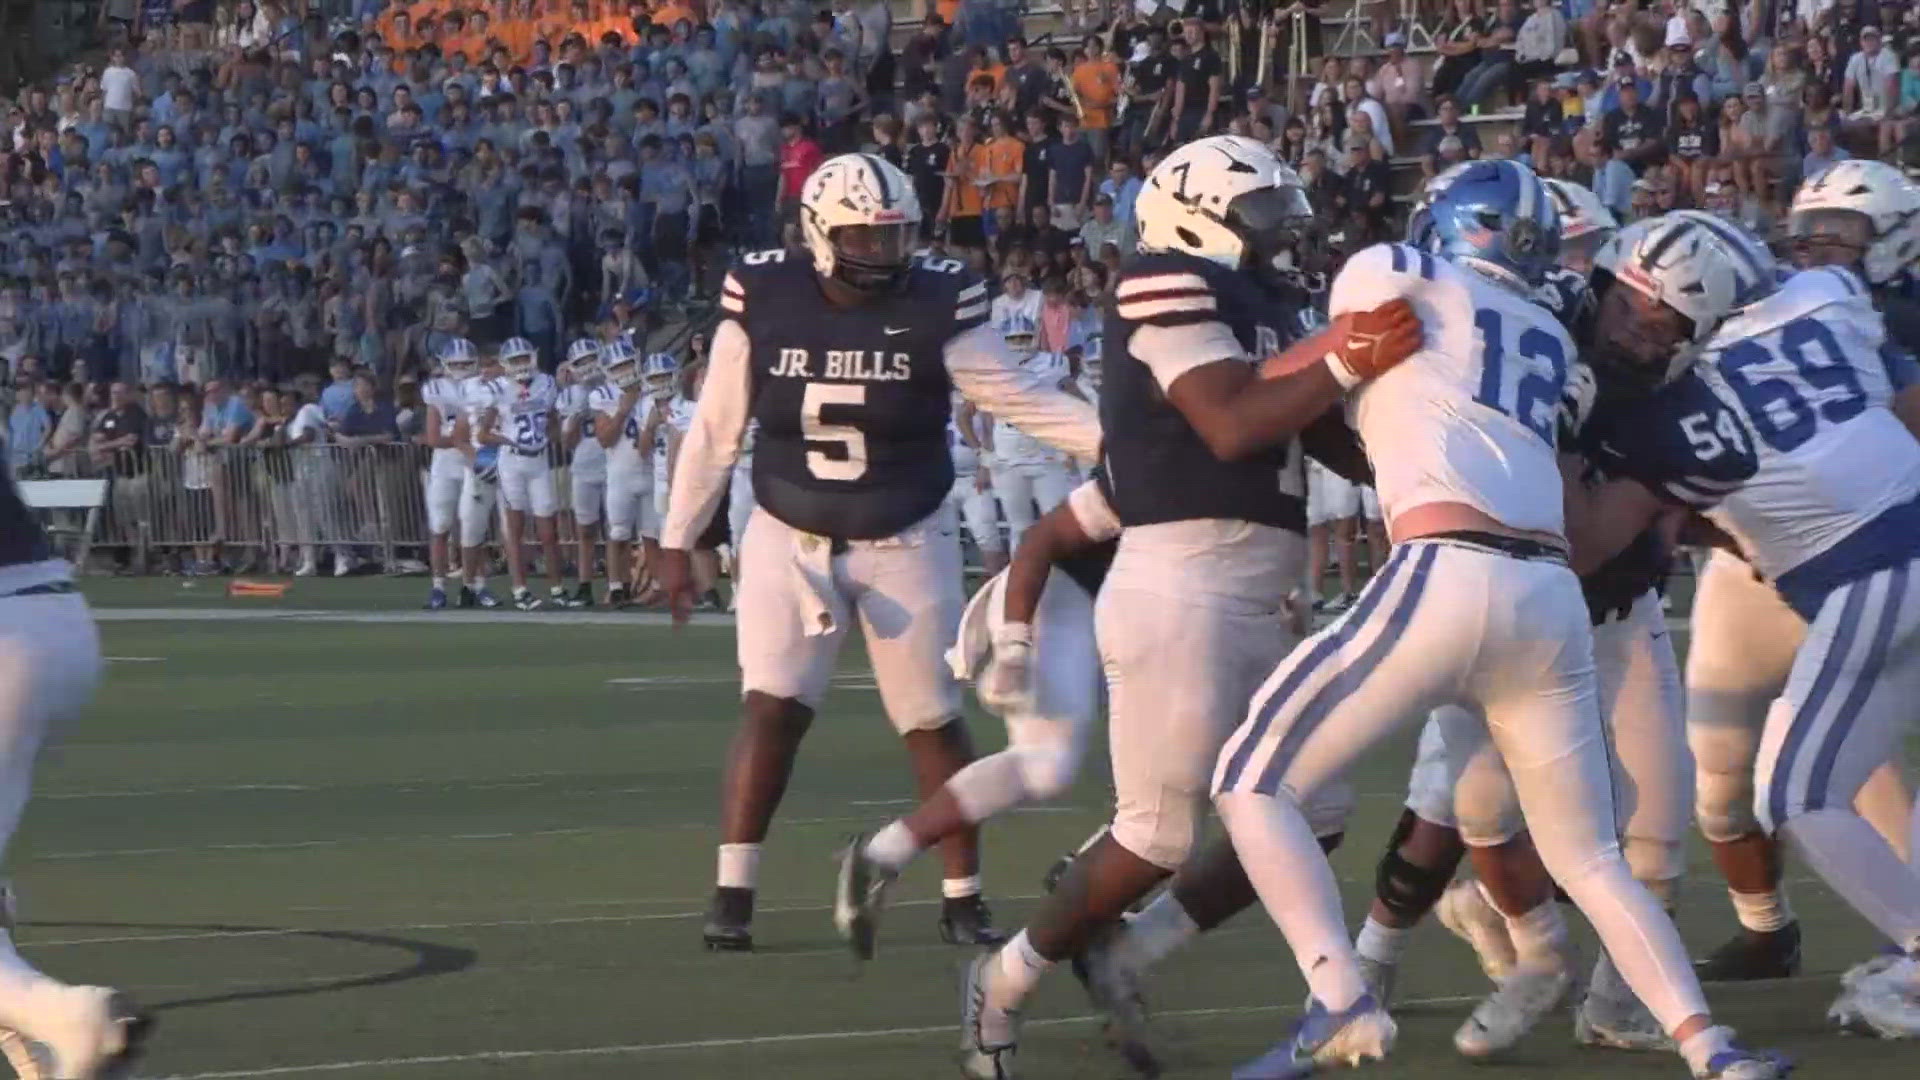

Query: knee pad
left=1111, top=796, right=1201, bottom=871
left=1694, top=748, right=1761, bottom=843
left=606, top=522, right=635, bottom=542
left=1375, top=838, right=1458, bottom=924
left=1622, top=833, right=1687, bottom=890
left=1011, top=740, right=1080, bottom=802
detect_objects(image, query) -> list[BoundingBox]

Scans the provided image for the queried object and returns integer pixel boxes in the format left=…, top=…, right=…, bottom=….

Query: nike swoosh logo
left=884, top=327, right=911, bottom=335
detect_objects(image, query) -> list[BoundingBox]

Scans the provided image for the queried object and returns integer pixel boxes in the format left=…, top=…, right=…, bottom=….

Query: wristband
left=1324, top=351, right=1362, bottom=390
left=993, top=620, right=1033, bottom=649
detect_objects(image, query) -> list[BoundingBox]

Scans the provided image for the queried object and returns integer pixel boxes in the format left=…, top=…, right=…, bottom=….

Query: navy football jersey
left=1099, top=251, right=1311, bottom=532
left=721, top=249, right=988, bottom=540
left=0, top=470, right=55, bottom=569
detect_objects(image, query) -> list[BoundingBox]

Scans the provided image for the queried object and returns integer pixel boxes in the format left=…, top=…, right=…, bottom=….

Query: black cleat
left=457, top=585, right=478, bottom=609
left=939, top=894, right=1007, bottom=947
left=833, top=833, right=893, bottom=961
left=703, top=886, right=754, bottom=952
left=567, top=582, right=594, bottom=608
left=1696, top=921, right=1801, bottom=982
left=607, top=584, right=631, bottom=609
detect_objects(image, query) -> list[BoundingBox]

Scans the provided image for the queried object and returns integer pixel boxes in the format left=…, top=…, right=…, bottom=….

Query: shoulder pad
left=1715, top=265, right=1875, bottom=344
left=1584, top=374, right=1755, bottom=509
left=1114, top=252, right=1225, bottom=328
left=721, top=248, right=797, bottom=317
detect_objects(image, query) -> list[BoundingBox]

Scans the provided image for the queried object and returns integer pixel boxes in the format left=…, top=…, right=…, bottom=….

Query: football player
left=1679, top=163, right=1920, bottom=984
left=593, top=339, right=650, bottom=608
left=452, top=348, right=508, bottom=609
left=647, top=354, right=726, bottom=609
left=946, top=395, right=1006, bottom=575
left=835, top=475, right=1113, bottom=960
left=631, top=352, right=683, bottom=603
left=482, top=338, right=567, bottom=610
left=983, top=338, right=1081, bottom=550
left=0, top=462, right=150, bottom=1074
left=422, top=338, right=480, bottom=609
left=655, top=153, right=1102, bottom=953
left=1212, top=165, right=1783, bottom=1079
left=955, top=135, right=1424, bottom=1080
left=1543, top=177, right=1619, bottom=274
left=1570, top=211, right=1920, bottom=1039
left=559, top=338, right=607, bottom=607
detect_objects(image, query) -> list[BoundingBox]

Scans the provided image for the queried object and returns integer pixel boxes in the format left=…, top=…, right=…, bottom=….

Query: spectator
left=1652, top=24, right=1714, bottom=121
left=7, top=379, right=49, bottom=476
left=1454, top=0, right=1526, bottom=112
left=990, top=267, right=1041, bottom=327
left=101, top=47, right=139, bottom=129
left=1344, top=76, right=1394, bottom=156
left=1373, top=32, right=1424, bottom=148
left=1666, top=92, right=1720, bottom=202
left=1804, top=123, right=1853, bottom=179
left=1046, top=115, right=1096, bottom=230
left=1844, top=25, right=1900, bottom=131
left=1521, top=77, right=1565, bottom=164
left=1720, top=87, right=1781, bottom=222
left=1096, top=157, right=1142, bottom=247
left=1882, top=49, right=1920, bottom=157
left=1514, top=0, right=1570, bottom=89
left=337, top=372, right=398, bottom=445
left=1422, top=96, right=1483, bottom=176
left=1577, top=124, right=1636, bottom=216
left=43, top=383, right=91, bottom=479
left=318, top=358, right=356, bottom=423
left=1431, top=0, right=1488, bottom=101
left=1078, top=193, right=1126, bottom=260
left=90, top=380, right=147, bottom=476
left=1340, top=134, right=1394, bottom=241
left=1170, top=19, right=1225, bottom=144
left=199, top=379, right=251, bottom=445
left=1601, top=75, right=1665, bottom=174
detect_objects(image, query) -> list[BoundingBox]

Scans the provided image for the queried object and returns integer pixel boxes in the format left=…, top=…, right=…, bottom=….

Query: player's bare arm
left=1001, top=502, right=1097, bottom=627
left=1164, top=298, right=1422, bottom=462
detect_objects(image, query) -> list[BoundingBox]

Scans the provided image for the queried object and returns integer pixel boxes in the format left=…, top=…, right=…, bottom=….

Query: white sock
left=716, top=842, right=760, bottom=890
left=467, top=576, right=484, bottom=588
left=1783, top=810, right=1920, bottom=947
left=1505, top=899, right=1571, bottom=970
left=1589, top=949, right=1632, bottom=1003
left=0, top=929, right=55, bottom=1036
left=985, top=929, right=1053, bottom=1012
left=1355, top=916, right=1411, bottom=967
left=1216, top=789, right=1367, bottom=1011
left=945, top=751, right=1035, bottom=825
left=943, top=875, right=982, bottom=899
left=1113, top=892, right=1200, bottom=972
left=1677, top=1024, right=1735, bottom=1076
left=432, top=575, right=447, bottom=590
left=1727, top=886, right=1794, bottom=933
left=863, top=821, right=922, bottom=873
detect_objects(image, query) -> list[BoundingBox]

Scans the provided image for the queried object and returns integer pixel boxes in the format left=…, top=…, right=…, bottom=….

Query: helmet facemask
left=1787, top=206, right=1873, bottom=274
left=1583, top=269, right=1698, bottom=395
left=1218, top=184, right=1315, bottom=290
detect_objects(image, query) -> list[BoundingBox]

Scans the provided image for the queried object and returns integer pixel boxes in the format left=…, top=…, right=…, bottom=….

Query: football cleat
left=1232, top=994, right=1395, bottom=1079
left=1436, top=880, right=1517, bottom=983
left=457, top=585, right=477, bottom=609
left=1574, top=986, right=1673, bottom=1051
left=0, top=987, right=151, bottom=1080
left=702, top=886, right=754, bottom=952
left=1696, top=1046, right=1794, bottom=1079
left=1455, top=961, right=1579, bottom=1058
left=548, top=585, right=570, bottom=607
left=606, top=584, right=631, bottom=609
left=473, top=586, right=502, bottom=609
left=832, top=833, right=896, bottom=962
left=1695, top=922, right=1800, bottom=982
left=566, top=583, right=594, bottom=609
left=1839, top=946, right=1907, bottom=992
left=1356, top=955, right=1397, bottom=1011
left=1073, top=923, right=1159, bottom=1077
left=425, top=586, right=448, bottom=611
left=959, top=951, right=1020, bottom=1079
left=1828, top=956, right=1920, bottom=1038
left=513, top=588, right=542, bottom=612
left=939, top=895, right=1007, bottom=947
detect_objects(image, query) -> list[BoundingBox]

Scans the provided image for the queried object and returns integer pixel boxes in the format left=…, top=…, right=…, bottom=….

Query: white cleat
left=959, top=952, right=1020, bottom=1079
left=1436, top=880, right=1517, bottom=983
left=7, top=985, right=150, bottom=1079
left=1695, top=1043, right=1795, bottom=1079
left=1357, top=956, right=1397, bottom=1010
left=1574, top=987, right=1674, bottom=1052
left=1840, top=950, right=1906, bottom=992
left=1455, top=962, right=1578, bottom=1058
left=1829, top=956, right=1920, bottom=1039
left=1232, top=994, right=1396, bottom=1079
left=1074, top=925, right=1157, bottom=1076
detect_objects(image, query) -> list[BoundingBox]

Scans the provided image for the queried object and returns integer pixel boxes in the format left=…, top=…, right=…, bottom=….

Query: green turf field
left=18, top=578, right=1911, bottom=1078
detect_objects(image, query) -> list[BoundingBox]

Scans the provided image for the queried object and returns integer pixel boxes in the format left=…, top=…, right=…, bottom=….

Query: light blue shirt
left=7, top=403, right=48, bottom=472
left=319, top=379, right=357, bottom=422
left=1591, top=160, right=1635, bottom=217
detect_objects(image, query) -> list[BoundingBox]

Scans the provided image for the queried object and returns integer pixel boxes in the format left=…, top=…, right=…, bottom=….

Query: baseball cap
left=1246, top=85, right=1265, bottom=99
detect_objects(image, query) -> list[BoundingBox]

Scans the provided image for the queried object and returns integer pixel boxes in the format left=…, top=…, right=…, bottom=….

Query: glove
left=977, top=621, right=1035, bottom=716
left=1556, top=361, right=1597, bottom=447
left=1326, top=298, right=1424, bottom=388
left=472, top=446, right=500, bottom=485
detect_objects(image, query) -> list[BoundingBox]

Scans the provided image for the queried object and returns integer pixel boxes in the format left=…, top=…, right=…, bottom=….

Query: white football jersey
left=949, top=417, right=981, bottom=476
left=652, top=393, right=697, bottom=488
left=1333, top=243, right=1573, bottom=538
left=1669, top=267, right=1920, bottom=607
left=559, top=383, right=607, bottom=478
left=591, top=383, right=647, bottom=474
left=498, top=372, right=559, bottom=454
left=423, top=375, right=467, bottom=442
left=463, top=376, right=508, bottom=450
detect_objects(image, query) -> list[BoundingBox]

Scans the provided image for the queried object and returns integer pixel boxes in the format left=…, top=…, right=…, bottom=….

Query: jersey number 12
left=1473, top=309, right=1568, bottom=445
left=802, top=383, right=869, bottom=481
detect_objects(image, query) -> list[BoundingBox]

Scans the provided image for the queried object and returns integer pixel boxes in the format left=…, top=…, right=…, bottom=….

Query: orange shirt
left=651, top=2, right=696, bottom=31
left=949, top=142, right=986, bottom=217
left=936, top=0, right=960, bottom=25
left=982, top=135, right=1023, bottom=210
left=1072, top=60, right=1121, bottom=130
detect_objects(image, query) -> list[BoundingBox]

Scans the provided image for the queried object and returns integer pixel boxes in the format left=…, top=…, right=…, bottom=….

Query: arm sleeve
left=1064, top=478, right=1122, bottom=542
left=660, top=318, right=753, bottom=549
left=945, top=322, right=1102, bottom=463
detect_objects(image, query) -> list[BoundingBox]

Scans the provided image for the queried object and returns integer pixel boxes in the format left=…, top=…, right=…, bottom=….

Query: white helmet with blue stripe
left=1001, top=313, right=1038, bottom=359
left=436, top=337, right=479, bottom=378
left=499, top=336, right=539, bottom=380
left=1590, top=209, right=1778, bottom=388
left=564, top=338, right=603, bottom=381
left=598, top=338, right=643, bottom=389
left=1409, top=159, right=1560, bottom=289
left=642, top=352, right=679, bottom=397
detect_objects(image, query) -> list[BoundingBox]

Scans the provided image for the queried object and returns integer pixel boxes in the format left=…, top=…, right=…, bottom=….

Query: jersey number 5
left=1473, top=309, right=1567, bottom=445
left=802, top=383, right=869, bottom=481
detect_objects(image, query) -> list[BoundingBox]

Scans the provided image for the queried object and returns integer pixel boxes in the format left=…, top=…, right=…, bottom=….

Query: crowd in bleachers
left=1, top=0, right=1918, bottom=569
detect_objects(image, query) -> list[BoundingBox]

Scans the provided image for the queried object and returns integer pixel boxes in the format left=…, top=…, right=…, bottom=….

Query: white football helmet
left=1543, top=177, right=1618, bottom=270
left=799, top=153, right=922, bottom=292
left=1001, top=314, right=1038, bottom=360
left=563, top=338, right=603, bottom=382
left=642, top=352, right=680, bottom=398
left=1135, top=135, right=1313, bottom=278
left=437, top=337, right=479, bottom=379
left=499, top=336, right=539, bottom=381
left=1789, top=159, right=1920, bottom=284
left=599, top=338, right=643, bottom=389
left=1592, top=210, right=1777, bottom=386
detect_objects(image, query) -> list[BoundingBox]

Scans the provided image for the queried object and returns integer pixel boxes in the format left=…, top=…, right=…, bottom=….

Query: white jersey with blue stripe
left=424, top=376, right=467, bottom=442
left=499, top=372, right=559, bottom=454
left=652, top=393, right=696, bottom=488
left=559, top=383, right=607, bottom=476
left=1331, top=243, right=1573, bottom=538
left=463, top=376, right=507, bottom=451
left=1590, top=267, right=1920, bottom=618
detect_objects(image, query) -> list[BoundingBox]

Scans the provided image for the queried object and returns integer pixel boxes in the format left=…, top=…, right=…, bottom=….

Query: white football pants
left=991, top=462, right=1076, bottom=552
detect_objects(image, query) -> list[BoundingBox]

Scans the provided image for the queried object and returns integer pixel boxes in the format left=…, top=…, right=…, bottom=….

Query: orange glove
left=1326, top=298, right=1424, bottom=388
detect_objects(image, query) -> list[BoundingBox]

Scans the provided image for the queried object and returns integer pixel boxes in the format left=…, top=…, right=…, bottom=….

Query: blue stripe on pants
left=1766, top=579, right=1869, bottom=831
left=1805, top=565, right=1906, bottom=813
left=1216, top=545, right=1413, bottom=793
left=1252, top=545, right=1439, bottom=796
